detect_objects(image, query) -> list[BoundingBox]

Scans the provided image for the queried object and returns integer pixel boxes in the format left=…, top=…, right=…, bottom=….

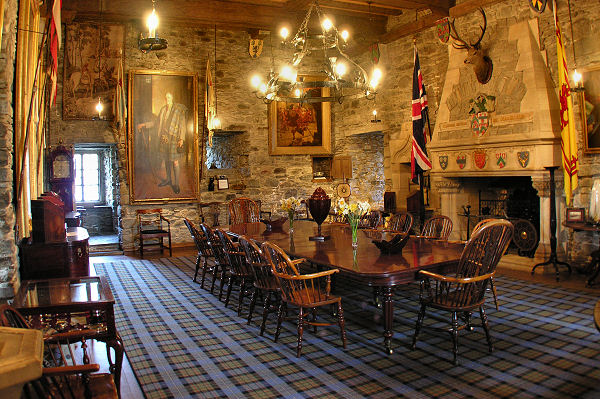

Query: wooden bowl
left=372, top=233, right=410, bottom=254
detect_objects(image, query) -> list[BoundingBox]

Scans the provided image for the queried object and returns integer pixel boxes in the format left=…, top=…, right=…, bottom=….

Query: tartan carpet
left=94, top=257, right=600, bottom=399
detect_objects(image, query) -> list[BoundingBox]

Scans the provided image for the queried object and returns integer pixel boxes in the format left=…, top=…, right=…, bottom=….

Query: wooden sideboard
left=18, top=227, right=90, bottom=280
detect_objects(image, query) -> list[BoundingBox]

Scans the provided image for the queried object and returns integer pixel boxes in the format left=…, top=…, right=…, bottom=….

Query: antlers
left=449, top=8, right=487, bottom=50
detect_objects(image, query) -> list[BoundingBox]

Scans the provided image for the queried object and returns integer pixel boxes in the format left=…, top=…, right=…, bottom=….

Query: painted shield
left=456, top=154, right=467, bottom=169
left=518, top=151, right=530, bottom=168
left=249, top=38, right=263, bottom=58
left=439, top=155, right=448, bottom=170
left=436, top=18, right=450, bottom=44
left=528, top=0, right=546, bottom=13
left=474, top=149, right=487, bottom=169
left=496, top=152, right=507, bottom=168
left=470, top=112, right=489, bottom=137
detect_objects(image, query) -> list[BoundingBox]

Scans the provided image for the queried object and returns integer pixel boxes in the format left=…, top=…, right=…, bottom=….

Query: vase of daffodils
left=280, top=196, right=301, bottom=233
left=335, top=198, right=371, bottom=248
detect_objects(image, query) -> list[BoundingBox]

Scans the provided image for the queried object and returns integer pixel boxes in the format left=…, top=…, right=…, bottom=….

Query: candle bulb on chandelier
left=147, top=8, right=158, bottom=38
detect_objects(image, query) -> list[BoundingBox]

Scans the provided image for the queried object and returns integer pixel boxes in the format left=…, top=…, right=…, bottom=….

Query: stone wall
left=0, top=0, right=18, bottom=300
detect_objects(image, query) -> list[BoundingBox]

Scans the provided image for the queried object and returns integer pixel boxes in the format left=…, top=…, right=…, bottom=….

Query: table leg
left=382, top=287, right=394, bottom=355
left=587, top=251, right=600, bottom=287
left=105, top=333, right=124, bottom=396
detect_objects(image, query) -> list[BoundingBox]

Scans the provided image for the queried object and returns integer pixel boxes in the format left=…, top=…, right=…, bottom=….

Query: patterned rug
left=94, top=257, right=600, bottom=399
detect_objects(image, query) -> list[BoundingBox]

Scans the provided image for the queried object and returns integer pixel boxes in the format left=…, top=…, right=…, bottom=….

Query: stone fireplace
left=389, top=18, right=564, bottom=246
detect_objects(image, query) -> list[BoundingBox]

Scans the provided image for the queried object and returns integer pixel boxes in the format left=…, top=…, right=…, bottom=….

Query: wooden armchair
left=184, top=218, right=215, bottom=286
left=419, top=215, right=453, bottom=240
left=216, top=229, right=254, bottom=315
left=137, top=208, right=172, bottom=258
left=0, top=304, right=118, bottom=399
left=200, top=223, right=227, bottom=296
left=358, top=210, right=382, bottom=229
left=411, top=219, right=514, bottom=365
left=228, top=197, right=260, bottom=224
left=386, top=212, right=414, bottom=233
left=261, top=241, right=347, bottom=357
left=238, top=235, right=280, bottom=336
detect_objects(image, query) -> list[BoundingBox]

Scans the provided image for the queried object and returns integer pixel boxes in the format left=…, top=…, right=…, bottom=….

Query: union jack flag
left=411, top=45, right=432, bottom=182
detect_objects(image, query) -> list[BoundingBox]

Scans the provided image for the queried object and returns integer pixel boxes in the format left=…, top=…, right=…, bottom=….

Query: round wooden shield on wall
left=528, top=0, right=547, bottom=13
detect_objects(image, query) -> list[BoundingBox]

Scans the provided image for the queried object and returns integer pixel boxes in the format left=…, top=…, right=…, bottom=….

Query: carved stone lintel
left=434, top=177, right=462, bottom=193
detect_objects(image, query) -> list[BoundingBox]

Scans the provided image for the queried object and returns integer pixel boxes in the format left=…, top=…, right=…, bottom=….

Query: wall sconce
left=139, top=0, right=167, bottom=53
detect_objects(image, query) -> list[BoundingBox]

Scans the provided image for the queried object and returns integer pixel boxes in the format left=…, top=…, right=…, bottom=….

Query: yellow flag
left=205, top=58, right=216, bottom=146
left=554, top=1, right=578, bottom=205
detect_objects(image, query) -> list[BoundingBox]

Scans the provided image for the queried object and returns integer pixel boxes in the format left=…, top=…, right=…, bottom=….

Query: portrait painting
left=268, top=79, right=331, bottom=155
left=63, top=23, right=124, bottom=120
left=128, top=70, right=198, bottom=203
left=581, top=65, right=600, bottom=153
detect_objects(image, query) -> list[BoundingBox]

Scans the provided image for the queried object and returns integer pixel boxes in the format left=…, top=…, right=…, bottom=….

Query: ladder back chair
left=216, top=229, right=255, bottom=315
left=386, top=212, right=414, bottom=233
left=238, top=235, right=281, bottom=336
left=261, top=241, right=347, bottom=357
left=184, top=218, right=215, bottom=285
left=0, top=304, right=118, bottom=399
left=411, top=219, right=514, bottom=365
left=420, top=215, right=453, bottom=240
left=358, top=210, right=382, bottom=229
left=200, top=223, right=227, bottom=295
left=228, top=197, right=261, bottom=224
left=137, top=208, right=172, bottom=258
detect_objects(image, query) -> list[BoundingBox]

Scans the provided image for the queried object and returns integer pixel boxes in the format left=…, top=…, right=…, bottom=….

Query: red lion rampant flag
left=554, top=0, right=578, bottom=205
left=49, top=0, right=62, bottom=106
left=411, top=45, right=432, bottom=182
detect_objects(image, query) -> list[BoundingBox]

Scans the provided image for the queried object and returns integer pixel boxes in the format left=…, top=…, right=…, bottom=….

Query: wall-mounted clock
left=336, top=182, right=351, bottom=198
left=49, top=145, right=75, bottom=211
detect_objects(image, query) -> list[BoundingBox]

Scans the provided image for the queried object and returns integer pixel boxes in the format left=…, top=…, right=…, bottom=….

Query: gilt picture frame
left=128, top=70, right=199, bottom=203
left=268, top=77, right=331, bottom=155
left=581, top=64, right=600, bottom=153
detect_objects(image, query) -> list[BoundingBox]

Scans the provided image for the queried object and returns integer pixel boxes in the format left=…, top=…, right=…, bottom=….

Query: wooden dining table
left=226, top=220, right=465, bottom=354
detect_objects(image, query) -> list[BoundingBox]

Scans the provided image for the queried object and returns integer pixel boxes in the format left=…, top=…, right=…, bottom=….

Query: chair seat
left=254, top=277, right=280, bottom=291
left=288, top=288, right=341, bottom=307
left=425, top=292, right=486, bottom=311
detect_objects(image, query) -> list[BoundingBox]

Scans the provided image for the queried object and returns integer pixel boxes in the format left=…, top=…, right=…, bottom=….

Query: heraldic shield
left=474, top=149, right=487, bottom=169
left=436, top=18, right=450, bottom=43
left=456, top=154, right=467, bottom=169
left=496, top=152, right=506, bottom=169
left=439, top=155, right=448, bottom=170
left=471, top=112, right=489, bottom=136
left=518, top=151, right=530, bottom=168
left=249, top=38, right=263, bottom=58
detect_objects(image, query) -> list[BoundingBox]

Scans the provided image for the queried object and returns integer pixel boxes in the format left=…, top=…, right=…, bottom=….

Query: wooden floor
left=87, top=247, right=599, bottom=399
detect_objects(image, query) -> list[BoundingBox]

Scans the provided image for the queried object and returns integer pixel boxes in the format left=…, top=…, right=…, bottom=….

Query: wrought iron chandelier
left=250, top=1, right=382, bottom=104
left=138, top=0, right=168, bottom=53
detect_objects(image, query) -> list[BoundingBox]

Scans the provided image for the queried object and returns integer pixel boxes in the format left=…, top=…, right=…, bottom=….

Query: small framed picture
left=217, top=177, right=229, bottom=190
left=566, top=208, right=585, bottom=223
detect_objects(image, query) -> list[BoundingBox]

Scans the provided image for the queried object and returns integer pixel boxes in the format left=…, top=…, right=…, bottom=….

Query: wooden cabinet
left=312, top=156, right=352, bottom=181
left=331, top=156, right=352, bottom=179
left=48, top=145, right=75, bottom=212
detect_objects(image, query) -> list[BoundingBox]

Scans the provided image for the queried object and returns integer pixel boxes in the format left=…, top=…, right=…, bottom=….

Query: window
left=74, top=151, right=101, bottom=203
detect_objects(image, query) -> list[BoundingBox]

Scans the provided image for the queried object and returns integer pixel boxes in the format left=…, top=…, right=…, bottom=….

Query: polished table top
left=227, top=221, right=465, bottom=286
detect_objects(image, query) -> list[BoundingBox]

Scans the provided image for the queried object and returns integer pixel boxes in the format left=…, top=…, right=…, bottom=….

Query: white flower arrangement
left=335, top=198, right=371, bottom=225
left=280, top=197, right=302, bottom=213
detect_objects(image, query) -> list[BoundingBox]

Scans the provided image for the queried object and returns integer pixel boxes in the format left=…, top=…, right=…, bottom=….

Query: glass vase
left=350, top=219, right=359, bottom=248
left=288, top=210, right=295, bottom=233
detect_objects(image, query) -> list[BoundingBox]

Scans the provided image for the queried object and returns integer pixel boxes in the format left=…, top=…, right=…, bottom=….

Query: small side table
left=12, top=276, right=123, bottom=395
left=563, top=221, right=600, bottom=286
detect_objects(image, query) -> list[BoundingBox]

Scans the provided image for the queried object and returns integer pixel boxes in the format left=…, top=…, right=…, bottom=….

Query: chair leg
left=193, top=255, right=201, bottom=283
left=451, top=311, right=459, bottom=366
left=338, top=301, right=347, bottom=349
left=259, top=292, right=271, bottom=336
left=140, top=238, right=144, bottom=259
left=464, top=311, right=473, bottom=331
left=297, top=307, right=304, bottom=357
left=480, top=305, right=494, bottom=353
left=219, top=269, right=228, bottom=300
left=224, top=276, right=234, bottom=306
left=490, top=277, right=499, bottom=311
left=247, top=288, right=258, bottom=325
left=411, top=303, right=427, bottom=350
left=210, top=264, right=219, bottom=293
left=274, top=302, right=285, bottom=342
left=168, top=232, right=172, bottom=257
left=312, top=308, right=317, bottom=333
left=237, top=279, right=246, bottom=316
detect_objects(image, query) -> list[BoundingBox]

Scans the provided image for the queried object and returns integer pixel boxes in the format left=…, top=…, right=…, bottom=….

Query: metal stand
left=531, top=166, right=572, bottom=281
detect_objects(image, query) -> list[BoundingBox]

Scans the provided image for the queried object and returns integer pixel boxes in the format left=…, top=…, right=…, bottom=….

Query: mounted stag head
left=449, top=8, right=493, bottom=84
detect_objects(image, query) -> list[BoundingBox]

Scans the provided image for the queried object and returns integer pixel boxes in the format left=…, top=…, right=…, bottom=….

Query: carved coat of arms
left=474, top=149, right=487, bottom=169
left=471, top=112, right=489, bottom=136
left=468, top=94, right=495, bottom=137
left=456, top=153, right=467, bottom=169
left=496, top=152, right=507, bottom=168
left=518, top=151, right=530, bottom=168
left=439, top=155, right=449, bottom=170
left=436, top=18, right=450, bottom=44
left=528, top=0, right=547, bottom=13
left=249, top=38, right=263, bottom=58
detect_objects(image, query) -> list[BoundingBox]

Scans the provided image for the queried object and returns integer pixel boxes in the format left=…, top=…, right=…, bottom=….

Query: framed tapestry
left=63, top=23, right=125, bottom=120
left=581, top=64, right=600, bottom=153
left=268, top=77, right=331, bottom=155
left=128, top=70, right=199, bottom=203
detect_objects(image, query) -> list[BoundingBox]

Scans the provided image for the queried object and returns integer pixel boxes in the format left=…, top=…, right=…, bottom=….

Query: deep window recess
left=74, top=151, right=102, bottom=203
